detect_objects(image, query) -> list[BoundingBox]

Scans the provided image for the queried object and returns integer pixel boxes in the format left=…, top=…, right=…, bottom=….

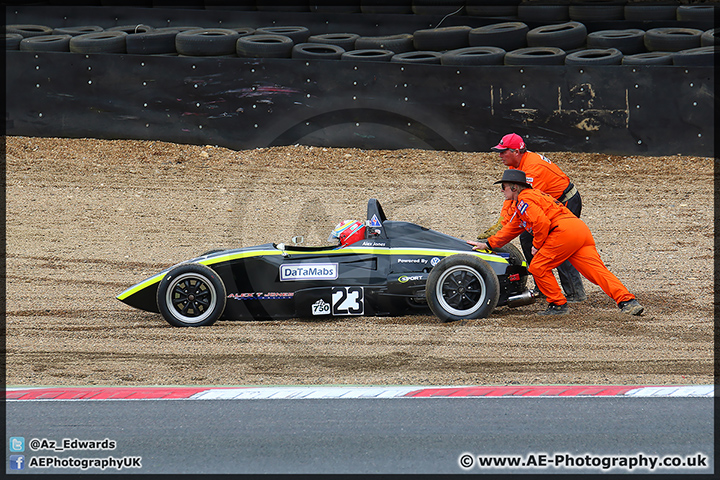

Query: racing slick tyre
left=426, top=254, right=500, bottom=323
left=157, top=263, right=226, bottom=327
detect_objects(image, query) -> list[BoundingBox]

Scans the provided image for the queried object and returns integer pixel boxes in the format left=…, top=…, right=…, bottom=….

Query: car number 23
left=332, top=286, right=364, bottom=315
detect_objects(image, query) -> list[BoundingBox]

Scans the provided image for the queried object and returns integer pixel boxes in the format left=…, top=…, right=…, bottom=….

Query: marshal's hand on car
left=467, top=240, right=489, bottom=251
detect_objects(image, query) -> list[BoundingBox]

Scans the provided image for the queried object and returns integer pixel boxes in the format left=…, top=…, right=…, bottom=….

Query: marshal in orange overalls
left=488, top=188, right=635, bottom=306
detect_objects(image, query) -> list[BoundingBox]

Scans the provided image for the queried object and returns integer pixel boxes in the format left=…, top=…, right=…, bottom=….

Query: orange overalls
left=499, top=151, right=571, bottom=224
left=488, top=188, right=635, bottom=306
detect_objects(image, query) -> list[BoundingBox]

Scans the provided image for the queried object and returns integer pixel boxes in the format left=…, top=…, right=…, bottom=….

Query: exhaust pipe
left=507, top=289, right=537, bottom=308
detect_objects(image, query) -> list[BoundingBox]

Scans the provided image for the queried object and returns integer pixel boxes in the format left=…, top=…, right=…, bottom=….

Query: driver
left=329, top=220, right=366, bottom=248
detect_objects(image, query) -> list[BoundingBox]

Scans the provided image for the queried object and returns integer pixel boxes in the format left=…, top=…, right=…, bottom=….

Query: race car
left=117, top=199, right=535, bottom=327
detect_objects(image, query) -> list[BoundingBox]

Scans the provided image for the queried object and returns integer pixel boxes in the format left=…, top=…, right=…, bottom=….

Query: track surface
left=4, top=136, right=714, bottom=386
left=6, top=396, right=713, bottom=474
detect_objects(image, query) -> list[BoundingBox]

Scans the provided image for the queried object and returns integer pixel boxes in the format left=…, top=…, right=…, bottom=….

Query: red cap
left=492, top=133, right=525, bottom=151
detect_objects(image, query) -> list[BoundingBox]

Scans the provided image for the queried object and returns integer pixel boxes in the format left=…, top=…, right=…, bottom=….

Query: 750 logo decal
left=311, top=288, right=364, bottom=316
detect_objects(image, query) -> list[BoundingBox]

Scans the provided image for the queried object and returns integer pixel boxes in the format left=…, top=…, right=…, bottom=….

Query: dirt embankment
left=4, top=136, right=714, bottom=387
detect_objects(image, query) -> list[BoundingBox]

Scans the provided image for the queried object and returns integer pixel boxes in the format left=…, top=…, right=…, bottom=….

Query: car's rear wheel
left=426, top=254, right=499, bottom=322
left=157, top=263, right=226, bottom=327
left=488, top=242, right=528, bottom=291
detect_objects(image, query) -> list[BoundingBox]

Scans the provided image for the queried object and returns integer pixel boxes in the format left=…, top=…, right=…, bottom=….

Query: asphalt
left=6, top=397, right=714, bottom=475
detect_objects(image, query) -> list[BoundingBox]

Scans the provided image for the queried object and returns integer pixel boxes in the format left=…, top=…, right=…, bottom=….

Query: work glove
left=478, top=218, right=502, bottom=239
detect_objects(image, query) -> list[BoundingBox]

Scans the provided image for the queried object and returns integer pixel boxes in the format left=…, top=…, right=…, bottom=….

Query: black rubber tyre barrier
left=176, top=28, right=240, bottom=56
left=155, top=26, right=204, bottom=34
left=468, top=22, right=527, bottom=51
left=412, top=26, right=471, bottom=51
left=517, top=3, right=569, bottom=22
left=232, top=27, right=255, bottom=37
left=307, top=33, right=359, bottom=50
left=527, top=21, right=587, bottom=51
left=623, top=3, right=678, bottom=21
left=355, top=34, right=414, bottom=54
left=19, top=34, right=72, bottom=52
left=672, top=46, right=716, bottom=66
left=4, top=24, right=53, bottom=38
left=255, top=26, right=310, bottom=44
left=621, top=51, right=673, bottom=65
left=411, top=0, right=465, bottom=16
left=107, top=24, right=154, bottom=35
left=391, top=50, right=443, bottom=64
left=291, top=42, right=345, bottom=59
left=701, top=28, right=718, bottom=47
left=569, top=0, right=625, bottom=21
left=5, top=33, right=23, bottom=50
left=52, top=26, right=104, bottom=36
left=644, top=27, right=703, bottom=52
left=565, top=47, right=623, bottom=65
left=69, top=31, right=127, bottom=53
left=676, top=5, right=716, bottom=22
left=236, top=34, right=294, bottom=58
left=586, top=29, right=645, bottom=55
left=441, top=46, right=505, bottom=65
left=504, top=46, right=566, bottom=65
left=340, top=49, right=394, bottom=62
left=126, top=30, right=179, bottom=55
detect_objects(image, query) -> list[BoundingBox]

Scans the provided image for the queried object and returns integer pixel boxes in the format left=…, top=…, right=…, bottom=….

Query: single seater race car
left=117, top=199, right=535, bottom=327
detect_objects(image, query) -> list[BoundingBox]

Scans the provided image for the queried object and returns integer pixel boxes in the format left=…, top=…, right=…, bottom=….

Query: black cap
left=493, top=169, right=532, bottom=187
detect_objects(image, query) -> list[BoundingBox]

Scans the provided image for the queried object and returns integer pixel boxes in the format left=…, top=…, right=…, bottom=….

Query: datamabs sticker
left=280, top=263, right=338, bottom=281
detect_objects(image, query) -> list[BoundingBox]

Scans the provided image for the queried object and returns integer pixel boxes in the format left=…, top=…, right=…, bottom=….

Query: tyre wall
left=4, top=4, right=715, bottom=156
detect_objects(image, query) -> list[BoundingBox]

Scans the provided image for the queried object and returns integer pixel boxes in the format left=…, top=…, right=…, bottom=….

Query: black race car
left=117, top=199, right=535, bottom=326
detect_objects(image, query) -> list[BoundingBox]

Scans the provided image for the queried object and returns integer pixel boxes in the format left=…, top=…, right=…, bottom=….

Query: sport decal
left=280, top=263, right=338, bottom=281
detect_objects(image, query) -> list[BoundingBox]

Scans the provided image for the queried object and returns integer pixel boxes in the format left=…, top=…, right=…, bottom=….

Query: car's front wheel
left=156, top=263, right=226, bottom=327
left=426, top=254, right=500, bottom=322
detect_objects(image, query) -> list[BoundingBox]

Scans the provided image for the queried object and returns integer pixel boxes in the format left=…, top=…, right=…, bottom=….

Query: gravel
left=4, top=135, right=714, bottom=387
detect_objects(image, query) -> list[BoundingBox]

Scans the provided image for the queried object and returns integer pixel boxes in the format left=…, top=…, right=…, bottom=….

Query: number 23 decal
left=332, top=287, right=364, bottom=315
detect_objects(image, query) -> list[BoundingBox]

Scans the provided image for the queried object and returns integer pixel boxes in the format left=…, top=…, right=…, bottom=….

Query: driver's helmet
left=329, top=220, right=366, bottom=247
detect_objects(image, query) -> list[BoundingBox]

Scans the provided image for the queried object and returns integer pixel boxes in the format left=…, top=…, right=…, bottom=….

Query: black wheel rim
left=165, top=272, right=217, bottom=324
left=435, top=265, right=487, bottom=316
